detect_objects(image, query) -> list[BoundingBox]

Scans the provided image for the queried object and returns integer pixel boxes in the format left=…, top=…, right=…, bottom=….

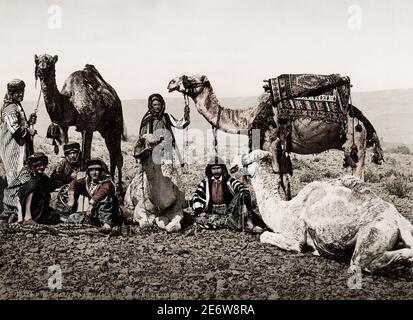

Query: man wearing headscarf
left=139, top=93, right=190, bottom=165
left=0, top=79, right=36, bottom=221
left=49, top=141, right=83, bottom=212
left=140, top=93, right=190, bottom=140
left=191, top=156, right=264, bottom=233
left=126, top=93, right=190, bottom=219
left=8, top=152, right=60, bottom=224
left=67, top=158, right=120, bottom=233
left=50, top=141, right=82, bottom=187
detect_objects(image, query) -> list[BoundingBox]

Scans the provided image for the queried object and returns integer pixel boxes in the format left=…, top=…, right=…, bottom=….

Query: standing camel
left=167, top=74, right=384, bottom=196
left=34, top=54, right=125, bottom=190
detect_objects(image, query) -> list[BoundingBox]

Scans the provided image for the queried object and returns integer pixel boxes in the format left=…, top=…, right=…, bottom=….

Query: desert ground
left=0, top=132, right=413, bottom=300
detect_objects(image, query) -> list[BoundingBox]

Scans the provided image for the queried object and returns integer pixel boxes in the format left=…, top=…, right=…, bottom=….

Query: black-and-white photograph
left=0, top=0, right=413, bottom=306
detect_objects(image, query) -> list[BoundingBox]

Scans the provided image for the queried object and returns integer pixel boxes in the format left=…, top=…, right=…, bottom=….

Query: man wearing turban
left=0, top=79, right=36, bottom=222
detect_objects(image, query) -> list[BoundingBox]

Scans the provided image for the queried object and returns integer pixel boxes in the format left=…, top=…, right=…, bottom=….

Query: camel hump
left=83, top=64, right=106, bottom=89
left=81, top=64, right=119, bottom=101
left=83, top=64, right=104, bottom=82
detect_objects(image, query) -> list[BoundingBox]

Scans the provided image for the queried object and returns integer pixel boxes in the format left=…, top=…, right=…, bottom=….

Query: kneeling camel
left=230, top=150, right=413, bottom=273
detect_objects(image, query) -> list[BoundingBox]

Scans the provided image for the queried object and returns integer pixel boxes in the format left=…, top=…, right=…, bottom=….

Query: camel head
left=133, top=134, right=164, bottom=163
left=230, top=150, right=273, bottom=177
left=34, top=54, right=58, bottom=81
left=167, top=74, right=210, bottom=97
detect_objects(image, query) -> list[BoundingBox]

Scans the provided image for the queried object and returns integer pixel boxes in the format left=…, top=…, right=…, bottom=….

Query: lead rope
left=349, top=90, right=355, bottom=176
left=212, top=106, right=222, bottom=157
left=183, top=93, right=191, bottom=169
left=30, top=88, right=42, bottom=133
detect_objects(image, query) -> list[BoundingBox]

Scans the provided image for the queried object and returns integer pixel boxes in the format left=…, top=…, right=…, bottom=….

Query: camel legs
left=342, top=116, right=367, bottom=180
left=350, top=220, right=413, bottom=273
left=81, top=130, right=93, bottom=162
left=270, top=139, right=292, bottom=200
left=61, top=126, right=69, bottom=144
left=133, top=201, right=156, bottom=229
left=155, top=207, right=183, bottom=233
left=260, top=231, right=303, bottom=252
left=102, top=131, right=123, bottom=187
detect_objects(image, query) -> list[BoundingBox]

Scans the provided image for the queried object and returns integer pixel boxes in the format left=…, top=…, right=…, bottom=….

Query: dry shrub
left=293, top=158, right=310, bottom=170
left=323, top=170, right=340, bottom=179
left=385, top=173, right=413, bottom=198
left=364, top=168, right=380, bottom=183
left=387, top=145, right=411, bottom=155
left=299, top=171, right=322, bottom=183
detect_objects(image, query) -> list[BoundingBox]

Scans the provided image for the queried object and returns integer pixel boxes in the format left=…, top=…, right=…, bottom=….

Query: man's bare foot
left=99, top=223, right=112, bottom=234
left=245, top=220, right=264, bottom=234
left=23, top=218, right=37, bottom=225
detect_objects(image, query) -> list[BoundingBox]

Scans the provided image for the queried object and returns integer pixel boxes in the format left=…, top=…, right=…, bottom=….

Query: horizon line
left=22, top=86, right=413, bottom=103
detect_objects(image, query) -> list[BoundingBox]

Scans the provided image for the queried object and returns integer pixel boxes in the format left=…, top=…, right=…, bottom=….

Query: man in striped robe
left=0, top=79, right=36, bottom=222
left=191, top=156, right=264, bottom=233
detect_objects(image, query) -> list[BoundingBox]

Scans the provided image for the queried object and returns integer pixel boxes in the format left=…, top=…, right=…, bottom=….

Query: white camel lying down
left=230, top=150, right=413, bottom=273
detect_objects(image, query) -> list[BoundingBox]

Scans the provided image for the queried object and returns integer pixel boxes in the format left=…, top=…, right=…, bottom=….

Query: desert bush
left=299, top=171, right=322, bottom=183
left=293, top=159, right=310, bottom=170
left=323, top=170, right=340, bottom=179
left=383, top=168, right=400, bottom=178
left=384, top=156, right=397, bottom=166
left=384, top=174, right=412, bottom=198
left=387, top=145, right=411, bottom=155
left=364, top=168, right=380, bottom=183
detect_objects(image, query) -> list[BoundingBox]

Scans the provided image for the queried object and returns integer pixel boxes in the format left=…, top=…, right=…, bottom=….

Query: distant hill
left=22, top=88, right=413, bottom=149
left=351, top=88, right=413, bottom=148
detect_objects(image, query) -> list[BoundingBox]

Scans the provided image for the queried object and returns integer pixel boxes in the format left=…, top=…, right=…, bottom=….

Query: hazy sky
left=1, top=0, right=412, bottom=99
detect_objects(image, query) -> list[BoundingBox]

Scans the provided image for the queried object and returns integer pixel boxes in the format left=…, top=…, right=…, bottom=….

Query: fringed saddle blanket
left=267, top=74, right=351, bottom=123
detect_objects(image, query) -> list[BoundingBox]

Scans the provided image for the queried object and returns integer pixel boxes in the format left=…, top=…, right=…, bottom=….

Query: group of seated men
left=1, top=142, right=120, bottom=234
left=1, top=140, right=264, bottom=234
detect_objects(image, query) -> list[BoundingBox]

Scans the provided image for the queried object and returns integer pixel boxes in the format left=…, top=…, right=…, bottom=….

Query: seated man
left=67, top=158, right=120, bottom=233
left=50, top=141, right=83, bottom=211
left=50, top=141, right=82, bottom=187
left=9, top=152, right=60, bottom=225
left=191, top=156, right=264, bottom=233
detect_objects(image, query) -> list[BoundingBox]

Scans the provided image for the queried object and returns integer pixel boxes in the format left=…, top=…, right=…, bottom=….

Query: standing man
left=139, top=93, right=190, bottom=167
left=0, top=79, right=36, bottom=222
left=125, top=93, right=190, bottom=218
left=191, top=156, right=264, bottom=233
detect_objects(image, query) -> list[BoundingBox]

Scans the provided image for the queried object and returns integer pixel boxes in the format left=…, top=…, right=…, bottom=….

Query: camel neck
left=192, top=86, right=257, bottom=134
left=142, top=159, right=162, bottom=185
left=40, top=68, right=62, bottom=120
left=250, top=164, right=285, bottom=222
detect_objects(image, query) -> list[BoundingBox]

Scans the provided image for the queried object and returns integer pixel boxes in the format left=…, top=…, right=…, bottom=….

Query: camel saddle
left=266, top=74, right=351, bottom=123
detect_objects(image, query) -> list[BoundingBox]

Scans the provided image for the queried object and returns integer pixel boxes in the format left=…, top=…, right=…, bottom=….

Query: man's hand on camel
left=27, top=128, right=37, bottom=136
left=28, top=113, right=37, bottom=125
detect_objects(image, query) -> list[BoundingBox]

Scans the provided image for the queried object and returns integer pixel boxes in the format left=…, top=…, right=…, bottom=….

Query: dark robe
left=16, top=171, right=60, bottom=224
